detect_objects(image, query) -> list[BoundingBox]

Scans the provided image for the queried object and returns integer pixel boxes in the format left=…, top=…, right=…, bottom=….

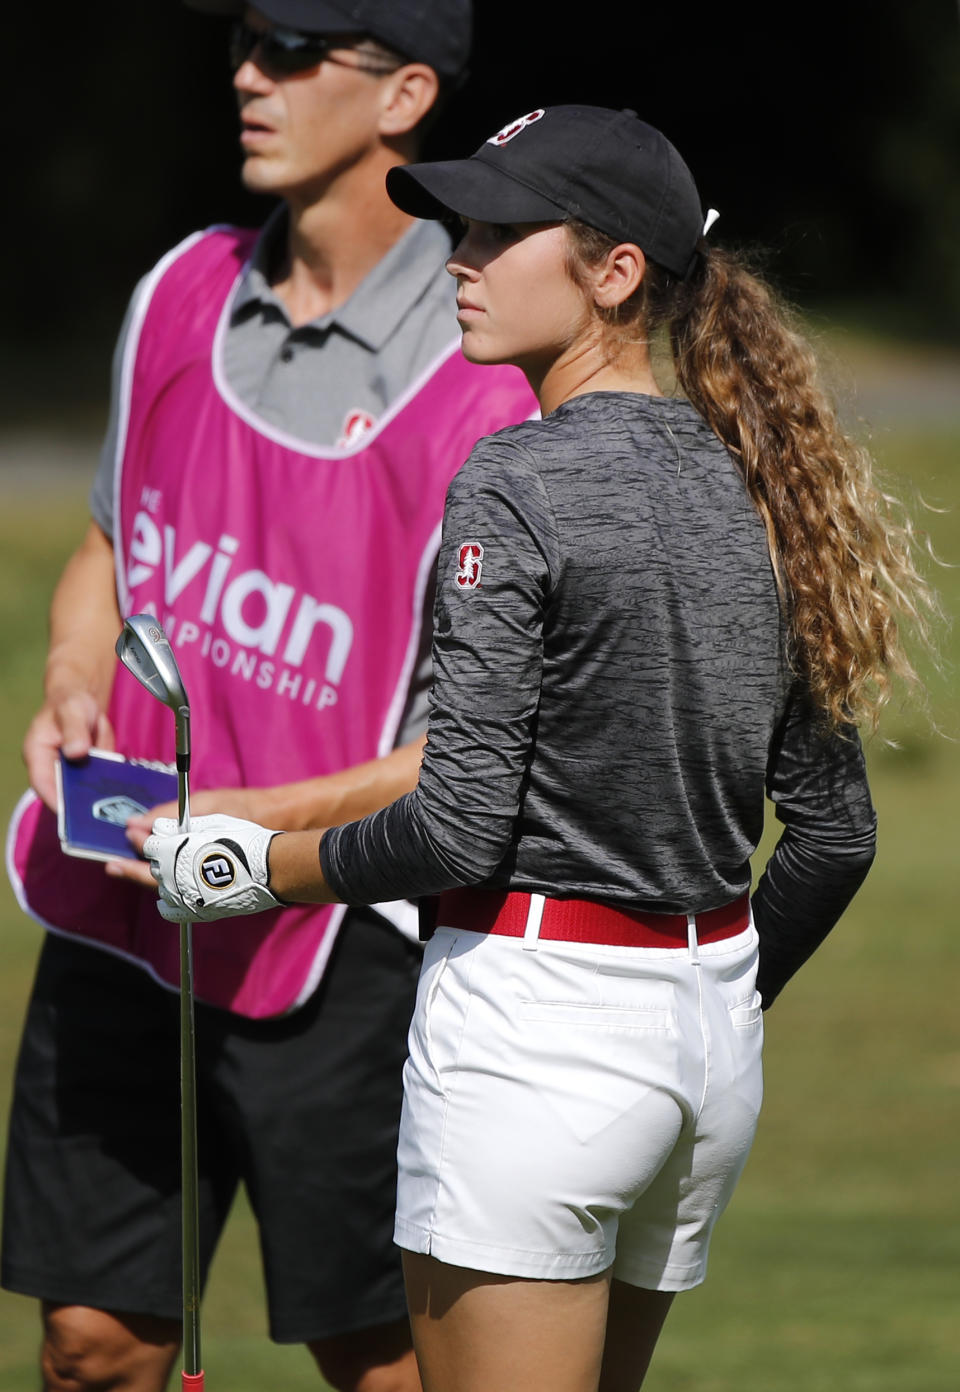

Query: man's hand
left=113, top=788, right=279, bottom=886
left=24, top=697, right=116, bottom=811
left=23, top=518, right=121, bottom=811
left=144, top=814, right=284, bottom=923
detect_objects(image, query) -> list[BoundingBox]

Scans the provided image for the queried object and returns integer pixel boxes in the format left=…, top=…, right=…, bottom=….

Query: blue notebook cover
left=56, top=750, right=178, bottom=861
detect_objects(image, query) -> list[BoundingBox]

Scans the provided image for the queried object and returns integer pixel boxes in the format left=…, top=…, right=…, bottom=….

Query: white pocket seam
left=519, top=1000, right=673, bottom=1031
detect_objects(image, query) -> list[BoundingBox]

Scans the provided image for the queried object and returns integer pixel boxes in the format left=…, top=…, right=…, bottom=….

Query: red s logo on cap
left=488, top=110, right=545, bottom=146
left=455, top=543, right=484, bottom=589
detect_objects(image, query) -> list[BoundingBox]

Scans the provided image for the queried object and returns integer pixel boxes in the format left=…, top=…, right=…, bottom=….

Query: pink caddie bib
left=8, top=226, right=535, bottom=1017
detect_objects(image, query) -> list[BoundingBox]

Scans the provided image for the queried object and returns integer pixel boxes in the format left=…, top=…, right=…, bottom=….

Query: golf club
left=115, top=614, right=203, bottom=1391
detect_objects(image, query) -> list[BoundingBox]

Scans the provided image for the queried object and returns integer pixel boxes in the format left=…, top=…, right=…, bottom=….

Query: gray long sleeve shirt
left=321, top=392, right=877, bottom=1004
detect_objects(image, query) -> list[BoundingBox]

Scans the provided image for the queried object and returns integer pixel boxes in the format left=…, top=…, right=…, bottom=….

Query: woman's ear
left=592, top=243, right=646, bottom=309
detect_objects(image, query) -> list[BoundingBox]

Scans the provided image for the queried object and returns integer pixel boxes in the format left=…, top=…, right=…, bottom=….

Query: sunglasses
left=229, top=22, right=400, bottom=76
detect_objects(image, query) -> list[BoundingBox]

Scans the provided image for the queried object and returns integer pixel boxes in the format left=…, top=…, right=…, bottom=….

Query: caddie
left=3, top=4, right=534, bottom=1390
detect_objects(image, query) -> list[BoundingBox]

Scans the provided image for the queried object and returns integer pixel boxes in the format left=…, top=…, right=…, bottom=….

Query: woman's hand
left=142, top=815, right=339, bottom=919
left=143, top=814, right=284, bottom=922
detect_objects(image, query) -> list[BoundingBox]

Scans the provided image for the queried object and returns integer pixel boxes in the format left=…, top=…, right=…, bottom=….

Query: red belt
left=434, top=889, right=751, bottom=948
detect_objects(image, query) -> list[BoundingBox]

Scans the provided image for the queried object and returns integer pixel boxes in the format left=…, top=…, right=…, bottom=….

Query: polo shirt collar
left=232, top=205, right=452, bottom=351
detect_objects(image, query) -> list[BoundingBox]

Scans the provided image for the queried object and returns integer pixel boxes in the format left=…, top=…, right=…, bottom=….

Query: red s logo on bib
left=337, top=409, right=376, bottom=448
left=455, top=543, right=484, bottom=589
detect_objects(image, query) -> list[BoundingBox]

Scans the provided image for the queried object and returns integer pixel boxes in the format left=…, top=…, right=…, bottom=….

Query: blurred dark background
left=6, top=0, right=959, bottom=425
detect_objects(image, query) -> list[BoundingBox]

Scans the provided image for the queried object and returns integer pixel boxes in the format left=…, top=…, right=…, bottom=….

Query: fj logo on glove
left=200, top=853, right=236, bottom=889
left=146, top=816, right=281, bottom=922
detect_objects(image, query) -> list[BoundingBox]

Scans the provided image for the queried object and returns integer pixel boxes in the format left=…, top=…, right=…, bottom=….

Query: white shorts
left=394, top=906, right=763, bottom=1290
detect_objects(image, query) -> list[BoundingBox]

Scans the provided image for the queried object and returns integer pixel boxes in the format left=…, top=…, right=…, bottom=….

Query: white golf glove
left=144, top=814, right=284, bottom=923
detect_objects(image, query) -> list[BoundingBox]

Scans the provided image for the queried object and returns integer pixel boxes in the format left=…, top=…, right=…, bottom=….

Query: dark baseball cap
left=387, top=106, right=707, bottom=278
left=185, top=0, right=472, bottom=82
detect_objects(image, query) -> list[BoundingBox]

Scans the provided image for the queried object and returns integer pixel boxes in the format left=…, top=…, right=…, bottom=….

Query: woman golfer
left=148, top=107, right=934, bottom=1392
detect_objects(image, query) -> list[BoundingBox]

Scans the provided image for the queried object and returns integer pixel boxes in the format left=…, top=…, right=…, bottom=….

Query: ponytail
left=567, top=221, right=940, bottom=733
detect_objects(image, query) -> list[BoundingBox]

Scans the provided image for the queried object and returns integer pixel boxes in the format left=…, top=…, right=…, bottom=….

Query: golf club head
left=116, top=615, right=189, bottom=712
left=116, top=614, right=192, bottom=827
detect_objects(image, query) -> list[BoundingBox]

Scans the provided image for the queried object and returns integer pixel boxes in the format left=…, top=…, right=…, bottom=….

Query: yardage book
left=56, top=749, right=177, bottom=862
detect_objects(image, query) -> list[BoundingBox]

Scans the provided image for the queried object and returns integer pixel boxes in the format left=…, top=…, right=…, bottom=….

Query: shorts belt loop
left=687, top=912, right=700, bottom=965
left=523, top=894, right=546, bottom=952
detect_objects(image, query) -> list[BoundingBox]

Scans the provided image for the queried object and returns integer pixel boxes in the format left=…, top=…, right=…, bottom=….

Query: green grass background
left=0, top=330, right=957, bottom=1389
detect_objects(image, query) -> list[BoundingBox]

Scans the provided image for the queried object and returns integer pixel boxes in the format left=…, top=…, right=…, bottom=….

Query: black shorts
left=1, top=910, right=421, bottom=1344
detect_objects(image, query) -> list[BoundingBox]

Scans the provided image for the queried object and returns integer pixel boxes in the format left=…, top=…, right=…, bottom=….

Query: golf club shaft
left=114, top=620, right=202, bottom=1385
left=180, top=919, right=202, bottom=1381
left=178, top=768, right=203, bottom=1385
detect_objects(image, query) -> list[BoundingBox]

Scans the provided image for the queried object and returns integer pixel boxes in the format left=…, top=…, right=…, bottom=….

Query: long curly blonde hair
left=567, top=221, right=940, bottom=733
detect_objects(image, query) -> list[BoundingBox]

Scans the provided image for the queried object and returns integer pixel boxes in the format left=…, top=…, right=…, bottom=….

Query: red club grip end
left=182, top=1373, right=205, bottom=1390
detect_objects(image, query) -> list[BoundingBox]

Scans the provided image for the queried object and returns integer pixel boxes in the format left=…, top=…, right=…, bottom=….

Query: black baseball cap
left=387, top=106, right=707, bottom=279
left=185, top=0, right=472, bottom=82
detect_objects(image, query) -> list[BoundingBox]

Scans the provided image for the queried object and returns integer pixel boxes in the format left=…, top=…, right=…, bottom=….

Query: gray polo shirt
left=91, top=210, right=460, bottom=745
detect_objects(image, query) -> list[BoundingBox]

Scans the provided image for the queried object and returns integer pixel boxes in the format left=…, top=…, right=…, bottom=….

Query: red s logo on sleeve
left=455, top=543, right=484, bottom=590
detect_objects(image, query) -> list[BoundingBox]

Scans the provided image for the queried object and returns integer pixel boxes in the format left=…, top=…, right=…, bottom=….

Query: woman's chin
left=460, top=333, right=510, bottom=367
